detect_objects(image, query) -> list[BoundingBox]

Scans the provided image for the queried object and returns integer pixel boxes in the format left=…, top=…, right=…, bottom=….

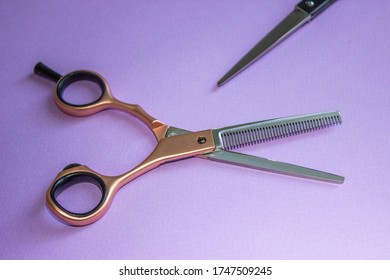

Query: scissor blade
left=165, top=124, right=343, bottom=183
left=205, top=150, right=344, bottom=184
left=217, top=7, right=310, bottom=87
left=212, top=111, right=342, bottom=151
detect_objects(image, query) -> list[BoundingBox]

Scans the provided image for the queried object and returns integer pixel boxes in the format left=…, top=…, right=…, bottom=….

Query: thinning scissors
left=34, top=62, right=343, bottom=226
left=218, top=0, right=338, bottom=86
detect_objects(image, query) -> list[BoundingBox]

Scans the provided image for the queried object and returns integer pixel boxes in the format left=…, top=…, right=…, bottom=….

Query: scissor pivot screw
left=197, top=137, right=207, bottom=145
left=305, top=1, right=315, bottom=7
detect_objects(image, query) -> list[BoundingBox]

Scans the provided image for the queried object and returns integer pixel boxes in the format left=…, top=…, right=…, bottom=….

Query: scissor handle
left=46, top=164, right=116, bottom=226
left=34, top=62, right=160, bottom=130
left=45, top=130, right=216, bottom=226
left=35, top=63, right=216, bottom=225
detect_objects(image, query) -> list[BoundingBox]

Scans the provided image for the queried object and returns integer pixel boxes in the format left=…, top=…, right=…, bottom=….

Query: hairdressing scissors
left=218, top=0, right=338, bottom=86
left=34, top=62, right=343, bottom=226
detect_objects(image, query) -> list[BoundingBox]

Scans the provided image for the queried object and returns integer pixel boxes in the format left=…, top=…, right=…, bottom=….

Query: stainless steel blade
left=164, top=111, right=343, bottom=184
left=204, top=150, right=344, bottom=184
left=212, top=111, right=342, bottom=151
left=217, top=7, right=310, bottom=87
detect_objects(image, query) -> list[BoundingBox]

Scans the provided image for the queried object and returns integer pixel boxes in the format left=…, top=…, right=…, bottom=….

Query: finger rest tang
left=34, top=62, right=62, bottom=82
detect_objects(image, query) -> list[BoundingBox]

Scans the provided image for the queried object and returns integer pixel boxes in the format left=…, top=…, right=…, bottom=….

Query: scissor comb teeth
left=217, top=112, right=342, bottom=151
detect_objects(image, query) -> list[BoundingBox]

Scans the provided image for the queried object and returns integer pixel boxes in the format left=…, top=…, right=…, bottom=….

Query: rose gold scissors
left=34, top=62, right=344, bottom=226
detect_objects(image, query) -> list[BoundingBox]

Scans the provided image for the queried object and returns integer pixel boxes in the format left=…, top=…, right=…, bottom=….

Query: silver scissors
left=34, top=62, right=344, bottom=226
left=218, top=0, right=338, bottom=86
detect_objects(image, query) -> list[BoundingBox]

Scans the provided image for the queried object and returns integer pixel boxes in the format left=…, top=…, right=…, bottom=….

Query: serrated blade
left=212, top=111, right=342, bottom=150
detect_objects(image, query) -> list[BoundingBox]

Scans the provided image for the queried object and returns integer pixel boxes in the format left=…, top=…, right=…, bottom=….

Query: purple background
left=1, top=0, right=389, bottom=259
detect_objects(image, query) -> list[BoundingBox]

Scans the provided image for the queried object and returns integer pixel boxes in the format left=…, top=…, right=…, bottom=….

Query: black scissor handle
left=34, top=62, right=108, bottom=107
left=34, top=62, right=114, bottom=117
left=56, top=70, right=107, bottom=108
left=54, top=69, right=115, bottom=117
left=46, top=164, right=116, bottom=226
left=34, top=62, right=159, bottom=126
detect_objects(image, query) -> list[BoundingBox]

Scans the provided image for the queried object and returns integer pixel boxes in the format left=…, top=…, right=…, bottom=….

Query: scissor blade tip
left=217, top=76, right=230, bottom=87
left=326, top=175, right=344, bottom=184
